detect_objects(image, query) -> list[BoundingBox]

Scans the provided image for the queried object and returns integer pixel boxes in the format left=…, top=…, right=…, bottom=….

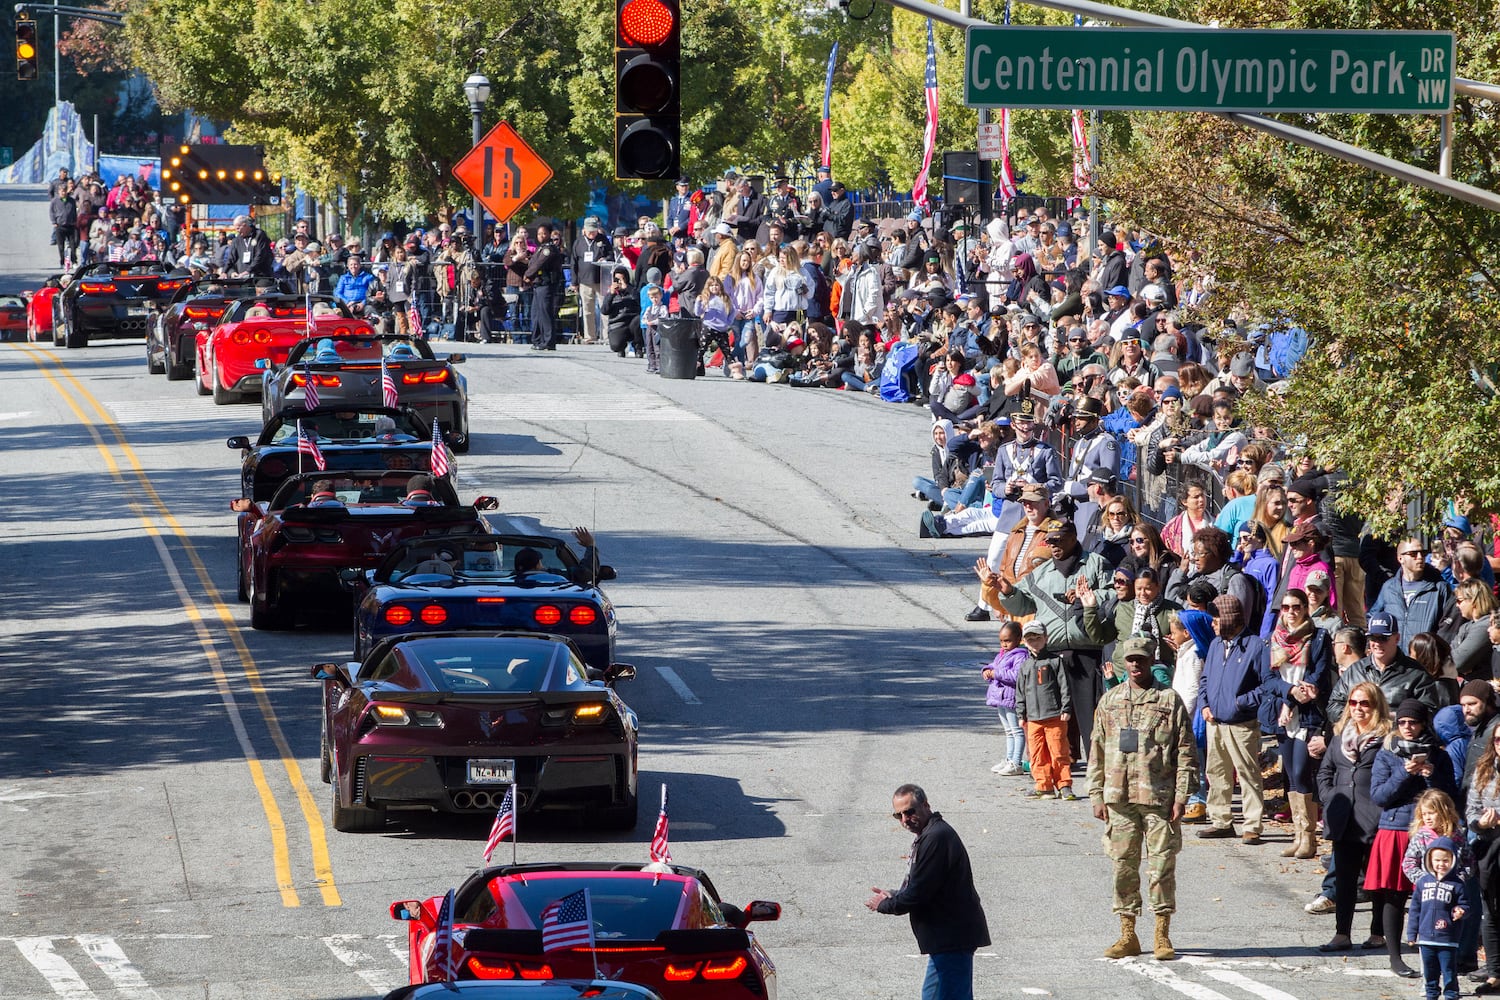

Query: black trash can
left=657, top=316, right=701, bottom=380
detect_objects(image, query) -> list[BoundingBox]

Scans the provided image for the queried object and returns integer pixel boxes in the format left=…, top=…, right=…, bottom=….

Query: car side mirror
left=473, top=495, right=498, bottom=511
left=311, top=661, right=350, bottom=686
left=390, top=899, right=422, bottom=921
left=606, top=662, right=636, bottom=684
left=254, top=358, right=270, bottom=370
left=744, top=900, right=781, bottom=922
left=596, top=565, right=617, bottom=582
left=337, top=567, right=366, bottom=590
left=226, top=436, right=250, bottom=450
left=447, top=354, right=466, bottom=364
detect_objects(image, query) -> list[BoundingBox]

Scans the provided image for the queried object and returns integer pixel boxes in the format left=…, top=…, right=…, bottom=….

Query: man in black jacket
left=867, top=784, right=990, bottom=1000
left=225, top=214, right=274, bottom=278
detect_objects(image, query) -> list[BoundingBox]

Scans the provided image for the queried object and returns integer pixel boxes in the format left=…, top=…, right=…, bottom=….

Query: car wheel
left=319, top=716, right=332, bottom=784
left=196, top=356, right=211, bottom=395
left=235, top=550, right=248, bottom=602
left=247, top=566, right=291, bottom=630
left=452, top=434, right=470, bottom=455
left=147, top=341, right=166, bottom=374
left=211, top=359, right=237, bottom=405
left=65, top=319, right=87, bottom=349
left=600, top=786, right=639, bottom=831
left=52, top=313, right=65, bottom=347
left=331, top=771, right=386, bottom=833
left=166, top=345, right=192, bottom=381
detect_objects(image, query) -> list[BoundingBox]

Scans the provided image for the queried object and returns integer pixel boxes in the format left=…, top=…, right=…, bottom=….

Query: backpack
left=879, top=341, right=921, bottom=402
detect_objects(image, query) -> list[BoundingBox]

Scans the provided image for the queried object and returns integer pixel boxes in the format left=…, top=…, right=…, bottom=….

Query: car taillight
left=184, top=306, right=214, bottom=319
left=400, top=370, right=450, bottom=384
left=534, top=605, right=562, bottom=627
left=568, top=606, right=597, bottom=626
left=517, top=964, right=553, bottom=980
left=664, top=963, right=701, bottom=982
left=702, top=956, right=748, bottom=980
left=419, top=604, right=447, bottom=625
left=255, top=328, right=272, bottom=344
left=467, top=957, right=517, bottom=980
left=291, top=373, right=341, bottom=387
left=79, top=281, right=116, bottom=294
left=384, top=605, right=413, bottom=626
left=158, top=280, right=185, bottom=291
left=476, top=597, right=506, bottom=604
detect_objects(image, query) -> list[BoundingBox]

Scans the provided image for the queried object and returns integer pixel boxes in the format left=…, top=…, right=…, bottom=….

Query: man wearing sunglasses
left=867, top=784, right=990, bottom=1000
left=1327, top=612, right=1443, bottom=728
left=1367, top=538, right=1451, bottom=653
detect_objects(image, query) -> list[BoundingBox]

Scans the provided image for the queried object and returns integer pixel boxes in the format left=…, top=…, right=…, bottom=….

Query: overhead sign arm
left=879, top=0, right=1500, bottom=213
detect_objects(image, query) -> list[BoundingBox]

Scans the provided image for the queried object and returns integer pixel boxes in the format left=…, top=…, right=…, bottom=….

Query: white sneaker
left=991, top=761, right=1008, bottom=774
left=1304, top=895, right=1336, bottom=914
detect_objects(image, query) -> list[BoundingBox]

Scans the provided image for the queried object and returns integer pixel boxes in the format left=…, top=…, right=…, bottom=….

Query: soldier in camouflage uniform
left=1086, top=636, right=1199, bottom=962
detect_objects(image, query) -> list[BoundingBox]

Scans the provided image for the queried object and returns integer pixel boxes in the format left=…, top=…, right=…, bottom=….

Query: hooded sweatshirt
left=1406, top=836, right=1468, bottom=948
left=984, top=647, right=1028, bottom=710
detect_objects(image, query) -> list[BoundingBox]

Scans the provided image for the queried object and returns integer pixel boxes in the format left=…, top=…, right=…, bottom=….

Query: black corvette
left=54, top=261, right=184, bottom=348
left=147, top=276, right=261, bottom=381
left=228, top=405, right=457, bottom=503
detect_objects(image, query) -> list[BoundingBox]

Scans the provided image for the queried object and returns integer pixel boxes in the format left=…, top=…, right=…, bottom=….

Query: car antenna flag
left=303, top=362, right=319, bottom=408
left=482, top=785, right=517, bottom=865
left=429, top=417, right=450, bottom=478
left=296, top=419, right=326, bottom=472
left=381, top=356, right=400, bottom=408
left=424, top=887, right=458, bottom=982
left=649, top=783, right=671, bottom=864
left=541, top=887, right=597, bottom=976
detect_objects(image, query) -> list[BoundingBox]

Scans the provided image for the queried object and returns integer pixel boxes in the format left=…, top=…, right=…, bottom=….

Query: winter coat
left=984, top=647, right=1027, bottom=710
left=1260, top=628, right=1333, bottom=737
left=1434, top=704, right=1473, bottom=791
left=1369, top=569, right=1451, bottom=653
left=1196, top=634, right=1272, bottom=726
left=1370, top=736, right=1457, bottom=831
left=1317, top=731, right=1382, bottom=844
left=1328, top=654, right=1445, bottom=729
left=1016, top=652, right=1072, bottom=723
left=875, top=813, right=990, bottom=954
left=997, top=550, right=1115, bottom=652
left=1407, top=857, right=1467, bottom=947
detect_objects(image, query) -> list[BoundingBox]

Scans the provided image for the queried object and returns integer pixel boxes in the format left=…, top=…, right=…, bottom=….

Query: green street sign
left=964, top=27, right=1455, bottom=114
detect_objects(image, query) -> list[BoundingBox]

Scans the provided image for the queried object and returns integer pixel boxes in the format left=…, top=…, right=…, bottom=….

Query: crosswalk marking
left=322, top=934, right=404, bottom=996
left=1116, top=958, right=1236, bottom=1000
left=74, top=935, right=162, bottom=1000
left=1201, top=968, right=1299, bottom=1000
left=14, top=938, right=96, bottom=1000
left=105, top=399, right=223, bottom=424
left=468, top=393, right=701, bottom=422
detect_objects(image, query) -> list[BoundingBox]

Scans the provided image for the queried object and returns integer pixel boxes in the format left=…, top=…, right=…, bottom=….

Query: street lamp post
left=463, top=73, right=491, bottom=240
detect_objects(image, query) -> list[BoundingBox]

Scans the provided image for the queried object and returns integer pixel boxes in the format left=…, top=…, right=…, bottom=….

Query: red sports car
left=0, top=294, right=26, bottom=342
left=233, top=469, right=495, bottom=630
left=198, top=294, right=372, bottom=404
left=391, top=864, right=780, bottom=1000
left=27, top=282, right=61, bottom=342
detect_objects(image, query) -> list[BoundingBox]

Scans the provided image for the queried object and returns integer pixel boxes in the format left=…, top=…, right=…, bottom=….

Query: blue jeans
left=943, top=475, right=987, bottom=512
left=1419, top=943, right=1459, bottom=1000
left=921, top=951, right=974, bottom=1000
left=997, top=707, right=1024, bottom=766
left=912, top=476, right=943, bottom=504
left=842, top=371, right=872, bottom=391
left=749, top=362, right=780, bottom=383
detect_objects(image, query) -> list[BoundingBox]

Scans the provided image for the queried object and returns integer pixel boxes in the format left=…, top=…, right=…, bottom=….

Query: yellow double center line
left=14, top=343, right=341, bottom=908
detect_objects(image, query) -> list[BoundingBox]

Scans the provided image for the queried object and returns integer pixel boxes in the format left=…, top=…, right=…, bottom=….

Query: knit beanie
left=1288, top=476, right=1323, bottom=500
left=1395, top=698, right=1430, bottom=725
left=1461, top=679, right=1496, bottom=707
left=1213, top=594, right=1245, bottom=637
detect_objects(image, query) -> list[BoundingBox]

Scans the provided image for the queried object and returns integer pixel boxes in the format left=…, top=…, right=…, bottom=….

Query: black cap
left=676, top=177, right=691, bottom=184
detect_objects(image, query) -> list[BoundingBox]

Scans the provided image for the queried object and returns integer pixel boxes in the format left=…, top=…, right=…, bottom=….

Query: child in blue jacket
left=1407, top=836, right=1467, bottom=1000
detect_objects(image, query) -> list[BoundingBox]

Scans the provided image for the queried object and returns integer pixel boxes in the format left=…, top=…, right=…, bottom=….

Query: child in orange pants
left=1016, top=621, right=1076, bottom=800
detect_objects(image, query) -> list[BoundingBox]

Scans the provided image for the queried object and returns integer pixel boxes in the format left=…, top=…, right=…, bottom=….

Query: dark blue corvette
left=353, top=535, right=617, bottom=670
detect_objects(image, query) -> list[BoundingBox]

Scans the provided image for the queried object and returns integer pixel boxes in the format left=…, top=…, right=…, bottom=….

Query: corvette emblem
left=369, top=528, right=400, bottom=552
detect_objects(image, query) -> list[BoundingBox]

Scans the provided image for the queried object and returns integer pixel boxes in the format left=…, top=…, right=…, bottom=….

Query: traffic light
left=614, top=0, right=679, bottom=181
left=15, top=15, right=38, bottom=82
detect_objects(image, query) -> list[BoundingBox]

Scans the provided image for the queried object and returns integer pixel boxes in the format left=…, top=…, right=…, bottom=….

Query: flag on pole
left=911, top=19, right=939, bottom=213
left=407, top=302, right=422, bottom=339
left=994, top=0, right=1019, bottom=201
left=297, top=419, right=326, bottom=471
left=1071, top=110, right=1091, bottom=191
left=302, top=364, right=320, bottom=408
left=540, top=888, right=595, bottom=952
left=820, top=42, right=839, bottom=168
left=424, top=888, right=457, bottom=982
left=483, top=786, right=516, bottom=864
left=381, top=357, right=400, bottom=408
left=428, top=418, right=451, bottom=478
left=649, top=784, right=671, bottom=863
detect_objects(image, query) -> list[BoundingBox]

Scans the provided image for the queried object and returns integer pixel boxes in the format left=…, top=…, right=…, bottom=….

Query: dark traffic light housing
left=15, top=15, right=38, bottom=81
left=614, top=0, right=680, bottom=181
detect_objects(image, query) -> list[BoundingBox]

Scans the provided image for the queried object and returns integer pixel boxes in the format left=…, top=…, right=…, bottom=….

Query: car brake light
left=254, top=328, right=272, bottom=344
left=384, top=605, right=413, bottom=626
left=293, top=373, right=342, bottom=387
left=333, top=325, right=352, bottom=336
left=419, top=604, right=447, bottom=625
left=476, top=597, right=506, bottom=604
left=664, top=962, right=701, bottom=982
left=466, top=957, right=517, bottom=979
left=184, top=306, right=215, bottom=319
left=702, top=956, right=748, bottom=979
left=572, top=703, right=607, bottom=723
left=568, top=606, right=597, bottom=626
left=517, top=963, right=554, bottom=980
left=80, top=281, right=117, bottom=293
left=423, top=370, right=449, bottom=383
left=158, top=280, right=185, bottom=291
left=401, top=372, right=423, bottom=384
left=534, top=605, right=562, bottom=626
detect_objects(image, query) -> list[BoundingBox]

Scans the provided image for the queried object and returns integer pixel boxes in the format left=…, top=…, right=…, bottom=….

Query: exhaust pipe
left=453, top=791, right=473, bottom=809
left=470, top=791, right=492, bottom=810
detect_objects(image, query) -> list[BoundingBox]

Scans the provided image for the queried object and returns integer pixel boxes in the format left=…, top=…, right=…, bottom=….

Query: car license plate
left=467, top=759, right=515, bottom=784
left=127, top=307, right=150, bottom=316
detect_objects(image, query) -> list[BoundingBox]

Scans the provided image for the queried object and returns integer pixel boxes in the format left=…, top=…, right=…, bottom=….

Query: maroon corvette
left=233, top=470, right=495, bottom=630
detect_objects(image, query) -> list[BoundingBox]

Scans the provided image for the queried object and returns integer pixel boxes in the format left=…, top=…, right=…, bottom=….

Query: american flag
left=911, top=18, right=938, bottom=212
left=649, top=783, right=671, bottom=863
left=424, top=888, right=456, bottom=982
left=429, top=418, right=450, bottom=478
left=381, top=357, right=400, bottom=408
left=302, top=364, right=319, bottom=408
left=482, top=786, right=516, bottom=863
left=408, top=302, right=422, bottom=339
left=995, top=0, right=1020, bottom=201
left=1071, top=110, right=1091, bottom=191
left=296, top=419, right=326, bottom=471
left=540, top=888, right=595, bottom=953
left=820, top=42, right=839, bottom=169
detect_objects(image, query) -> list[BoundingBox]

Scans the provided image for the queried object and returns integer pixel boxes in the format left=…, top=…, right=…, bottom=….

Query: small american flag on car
left=381, top=357, right=399, bottom=408
left=541, top=888, right=594, bottom=952
left=429, top=418, right=450, bottom=478
left=296, top=419, right=325, bottom=471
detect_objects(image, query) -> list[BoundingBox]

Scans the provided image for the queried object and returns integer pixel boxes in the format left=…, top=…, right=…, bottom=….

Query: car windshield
left=269, top=472, right=430, bottom=510
left=390, top=538, right=570, bottom=582
left=286, top=337, right=432, bottom=365
left=495, top=877, right=706, bottom=939
left=402, top=637, right=589, bottom=693
left=266, top=411, right=426, bottom=443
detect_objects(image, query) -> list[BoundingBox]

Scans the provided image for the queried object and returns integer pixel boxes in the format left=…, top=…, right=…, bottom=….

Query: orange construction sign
left=452, top=121, right=554, bottom=225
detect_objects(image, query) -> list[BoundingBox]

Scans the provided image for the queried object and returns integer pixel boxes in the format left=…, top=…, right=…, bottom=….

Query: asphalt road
left=0, top=187, right=1413, bottom=1000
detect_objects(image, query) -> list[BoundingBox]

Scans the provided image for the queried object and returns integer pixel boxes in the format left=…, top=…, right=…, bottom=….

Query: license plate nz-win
left=467, top=759, right=515, bottom=784
left=127, top=306, right=150, bottom=316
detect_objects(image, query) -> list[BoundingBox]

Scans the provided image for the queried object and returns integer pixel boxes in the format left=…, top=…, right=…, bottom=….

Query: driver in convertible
left=313, top=338, right=342, bottom=363
left=400, top=474, right=443, bottom=507
left=306, top=479, right=344, bottom=508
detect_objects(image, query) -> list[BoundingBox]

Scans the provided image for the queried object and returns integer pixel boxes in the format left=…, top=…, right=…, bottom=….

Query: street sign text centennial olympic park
left=964, top=27, right=1455, bottom=114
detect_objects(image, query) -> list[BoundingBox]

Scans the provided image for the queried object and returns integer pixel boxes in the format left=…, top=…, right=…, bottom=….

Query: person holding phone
left=1366, top=699, right=1458, bottom=976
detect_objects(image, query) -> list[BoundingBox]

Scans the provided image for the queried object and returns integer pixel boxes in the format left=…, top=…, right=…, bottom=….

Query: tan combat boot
left=1154, top=914, right=1175, bottom=960
left=1104, top=914, right=1142, bottom=958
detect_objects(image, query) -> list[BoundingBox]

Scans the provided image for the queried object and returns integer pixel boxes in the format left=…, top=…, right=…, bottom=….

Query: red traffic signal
left=16, top=16, right=39, bottom=82
left=614, top=0, right=679, bottom=181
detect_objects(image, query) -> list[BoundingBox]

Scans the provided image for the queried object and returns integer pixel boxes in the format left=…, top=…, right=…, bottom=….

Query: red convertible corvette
left=198, top=294, right=372, bottom=404
left=233, top=469, right=495, bottom=630
left=391, top=863, right=780, bottom=1000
